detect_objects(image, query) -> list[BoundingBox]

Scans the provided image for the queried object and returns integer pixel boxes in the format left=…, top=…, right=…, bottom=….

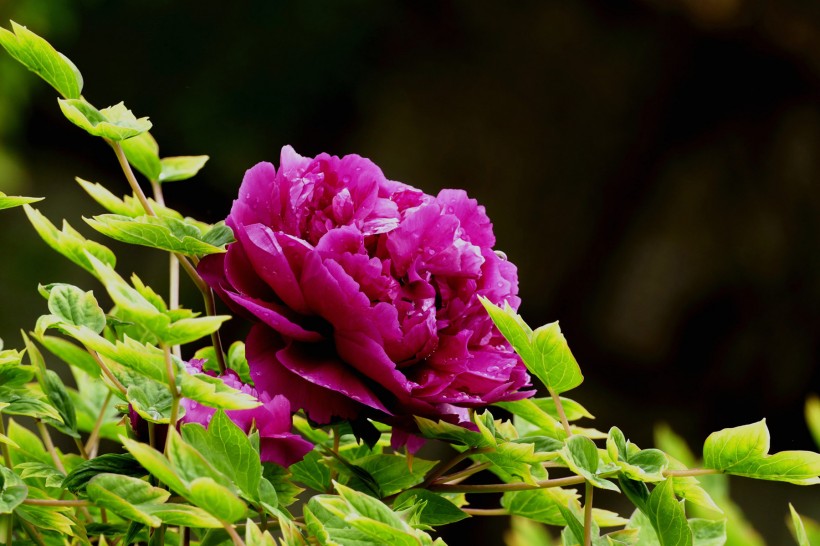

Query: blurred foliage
left=0, top=0, right=818, bottom=543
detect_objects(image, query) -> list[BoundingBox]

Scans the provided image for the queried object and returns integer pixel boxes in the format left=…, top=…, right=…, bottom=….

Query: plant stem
left=3, top=515, right=12, bottom=546
left=23, top=499, right=90, bottom=507
left=583, top=481, right=593, bottom=546
left=36, top=420, right=65, bottom=474
left=421, top=446, right=493, bottom=489
left=73, top=437, right=89, bottom=460
left=429, top=474, right=586, bottom=494
left=151, top=180, right=183, bottom=360
left=0, top=416, right=12, bottom=468
left=89, top=350, right=128, bottom=395
left=436, top=462, right=493, bottom=484
left=18, top=518, right=45, bottom=546
left=223, top=520, right=246, bottom=546
left=663, top=468, right=720, bottom=477
left=549, top=387, right=572, bottom=436
left=162, top=343, right=180, bottom=454
left=110, top=140, right=226, bottom=372
left=85, top=390, right=113, bottom=458
left=461, top=508, right=509, bottom=516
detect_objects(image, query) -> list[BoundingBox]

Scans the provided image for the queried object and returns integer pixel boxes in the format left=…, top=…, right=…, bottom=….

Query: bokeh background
left=0, top=0, right=818, bottom=543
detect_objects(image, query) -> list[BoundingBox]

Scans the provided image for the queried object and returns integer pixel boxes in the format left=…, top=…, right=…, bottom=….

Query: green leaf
left=501, top=487, right=580, bottom=526
left=58, top=98, right=151, bottom=141
left=789, top=504, right=811, bottom=546
left=165, top=428, right=233, bottom=489
left=290, top=451, right=331, bottom=493
left=164, top=315, right=230, bottom=346
left=245, top=519, right=278, bottom=546
left=159, top=155, right=210, bottom=183
left=63, top=453, right=144, bottom=493
left=607, top=427, right=668, bottom=482
left=689, top=519, right=727, bottom=546
left=0, top=387, right=63, bottom=423
left=121, top=132, right=162, bottom=181
left=187, top=477, right=247, bottom=523
left=0, top=465, right=28, bottom=514
left=644, top=480, right=692, bottom=546
left=415, top=416, right=489, bottom=447
left=14, top=502, right=75, bottom=535
left=37, top=334, right=100, bottom=378
left=393, top=489, right=469, bottom=526
left=263, top=464, right=303, bottom=508
left=346, top=454, right=436, bottom=497
left=120, top=436, right=189, bottom=496
left=530, top=321, right=583, bottom=395
left=87, top=473, right=170, bottom=527
left=495, top=399, right=566, bottom=439
left=177, top=369, right=260, bottom=410
left=0, top=191, right=42, bottom=210
left=807, top=395, right=820, bottom=451
left=703, top=420, right=820, bottom=485
left=560, top=435, right=619, bottom=492
left=4, top=419, right=49, bottom=465
left=142, top=503, right=222, bottom=528
left=47, top=285, right=106, bottom=334
left=277, top=515, right=308, bottom=546
left=23, top=205, right=116, bottom=275
left=127, top=377, right=178, bottom=424
left=86, top=214, right=232, bottom=257
left=15, top=462, right=64, bottom=488
left=76, top=178, right=179, bottom=219
left=181, top=410, right=261, bottom=501
left=0, top=21, right=83, bottom=98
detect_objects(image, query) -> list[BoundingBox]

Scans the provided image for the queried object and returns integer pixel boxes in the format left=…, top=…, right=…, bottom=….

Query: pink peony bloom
left=199, top=146, right=532, bottom=443
left=180, top=360, right=312, bottom=466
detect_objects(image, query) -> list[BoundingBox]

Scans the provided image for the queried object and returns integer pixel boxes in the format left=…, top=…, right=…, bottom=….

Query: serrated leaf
left=5, top=419, right=49, bottom=465
left=607, top=427, right=667, bottom=482
left=415, top=416, right=488, bottom=447
left=0, top=191, right=42, bottom=210
left=23, top=205, right=116, bottom=275
left=346, top=454, right=436, bottom=497
left=0, top=387, right=63, bottom=423
left=46, top=284, right=106, bottom=333
left=86, top=214, right=231, bottom=256
left=290, top=451, right=331, bottom=493
left=0, top=465, right=28, bottom=514
left=121, top=132, right=161, bottom=180
left=703, top=420, right=820, bottom=485
left=181, top=410, right=261, bottom=501
left=245, top=519, right=278, bottom=546
left=159, top=155, right=209, bottom=182
left=0, top=21, right=83, bottom=98
left=643, top=480, right=692, bottom=546
left=58, top=98, right=151, bottom=141
left=495, top=398, right=566, bottom=439
left=127, top=376, right=177, bottom=424
left=166, top=428, right=234, bottom=489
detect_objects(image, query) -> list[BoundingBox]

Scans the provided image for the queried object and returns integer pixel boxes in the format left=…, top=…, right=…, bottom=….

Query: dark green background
left=1, top=0, right=818, bottom=542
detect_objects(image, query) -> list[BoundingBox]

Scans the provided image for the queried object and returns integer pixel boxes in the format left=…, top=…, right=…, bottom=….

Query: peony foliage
left=0, top=21, right=818, bottom=546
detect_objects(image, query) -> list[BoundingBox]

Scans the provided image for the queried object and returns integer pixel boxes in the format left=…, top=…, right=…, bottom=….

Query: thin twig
left=663, top=468, right=720, bottom=477
left=421, top=446, right=494, bottom=490
left=109, top=140, right=155, bottom=216
left=73, top=437, right=89, bottom=460
left=223, top=520, right=246, bottom=546
left=583, top=481, right=593, bottom=546
left=436, top=462, right=493, bottom=484
left=19, top=517, right=46, bottom=546
left=84, top=390, right=113, bottom=458
left=36, top=420, right=65, bottom=474
left=89, top=351, right=127, bottom=395
left=549, top=388, right=572, bottom=437
left=429, top=474, right=586, bottom=494
left=461, top=508, right=509, bottom=516
left=23, top=499, right=91, bottom=507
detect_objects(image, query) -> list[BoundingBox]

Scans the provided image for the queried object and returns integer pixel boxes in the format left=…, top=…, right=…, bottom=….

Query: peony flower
left=180, top=360, right=312, bottom=466
left=199, top=146, right=532, bottom=444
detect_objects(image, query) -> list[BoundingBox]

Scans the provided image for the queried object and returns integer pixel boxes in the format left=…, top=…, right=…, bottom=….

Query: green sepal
left=0, top=21, right=83, bottom=99
left=703, top=420, right=820, bottom=485
left=58, top=98, right=151, bottom=141
left=86, top=214, right=233, bottom=257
